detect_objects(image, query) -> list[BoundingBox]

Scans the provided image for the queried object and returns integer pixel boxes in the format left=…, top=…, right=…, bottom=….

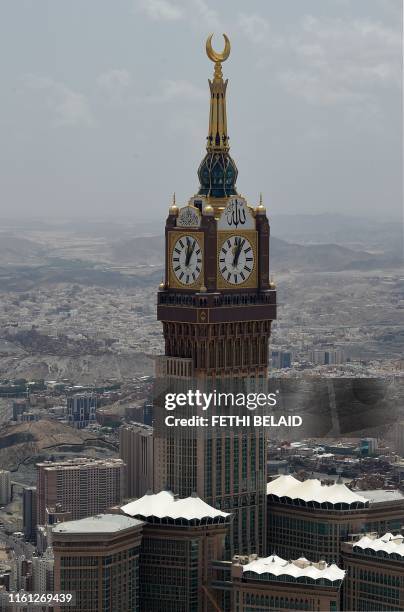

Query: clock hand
left=232, top=238, right=243, bottom=267
left=185, top=238, right=196, bottom=267
left=188, top=240, right=196, bottom=266
left=185, top=237, right=191, bottom=266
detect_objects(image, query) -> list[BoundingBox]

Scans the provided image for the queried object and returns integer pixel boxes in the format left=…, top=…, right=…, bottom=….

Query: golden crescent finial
left=206, top=33, right=231, bottom=63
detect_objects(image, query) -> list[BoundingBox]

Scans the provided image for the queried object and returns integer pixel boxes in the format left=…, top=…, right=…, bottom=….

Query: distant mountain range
left=0, top=214, right=401, bottom=290
left=109, top=234, right=400, bottom=273
left=269, top=213, right=402, bottom=256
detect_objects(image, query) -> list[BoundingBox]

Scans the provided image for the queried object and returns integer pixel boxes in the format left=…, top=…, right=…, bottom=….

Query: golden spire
left=256, top=192, right=266, bottom=214
left=169, top=192, right=178, bottom=215
left=205, top=33, right=231, bottom=152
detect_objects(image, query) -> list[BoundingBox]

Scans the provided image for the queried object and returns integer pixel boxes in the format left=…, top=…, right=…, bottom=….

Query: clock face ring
left=171, top=234, right=202, bottom=286
left=219, top=234, right=255, bottom=285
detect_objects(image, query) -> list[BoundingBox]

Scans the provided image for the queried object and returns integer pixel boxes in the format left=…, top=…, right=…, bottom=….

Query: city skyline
left=0, top=5, right=403, bottom=611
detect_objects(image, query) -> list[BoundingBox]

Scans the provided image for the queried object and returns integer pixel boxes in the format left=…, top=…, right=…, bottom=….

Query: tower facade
left=155, top=35, right=276, bottom=557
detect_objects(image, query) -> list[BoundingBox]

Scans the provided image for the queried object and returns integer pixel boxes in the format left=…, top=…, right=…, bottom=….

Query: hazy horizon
left=0, top=0, right=402, bottom=221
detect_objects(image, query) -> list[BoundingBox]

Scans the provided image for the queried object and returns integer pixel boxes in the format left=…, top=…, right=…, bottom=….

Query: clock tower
left=155, top=34, right=276, bottom=557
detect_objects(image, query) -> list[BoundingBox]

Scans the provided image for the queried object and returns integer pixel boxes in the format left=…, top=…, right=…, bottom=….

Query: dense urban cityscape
left=0, top=3, right=403, bottom=610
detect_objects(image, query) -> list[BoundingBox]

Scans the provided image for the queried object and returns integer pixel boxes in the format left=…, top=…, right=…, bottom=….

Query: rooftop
left=241, top=554, right=345, bottom=582
left=267, top=474, right=368, bottom=506
left=352, top=533, right=404, bottom=558
left=357, top=489, right=404, bottom=504
left=121, top=490, right=229, bottom=522
left=52, top=513, right=143, bottom=535
left=37, top=457, right=124, bottom=471
left=121, top=421, right=153, bottom=433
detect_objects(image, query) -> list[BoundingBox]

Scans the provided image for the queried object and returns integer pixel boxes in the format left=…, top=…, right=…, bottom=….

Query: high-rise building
left=0, top=543, right=16, bottom=593
left=143, top=402, right=153, bottom=426
left=308, top=347, right=345, bottom=366
left=119, top=422, right=154, bottom=498
left=267, top=475, right=404, bottom=563
left=154, top=34, right=276, bottom=557
left=342, top=533, right=404, bottom=611
left=396, top=421, right=404, bottom=457
left=360, top=437, right=378, bottom=456
left=231, top=554, right=345, bottom=612
left=53, top=514, right=143, bottom=612
left=271, top=350, right=293, bottom=369
left=14, top=556, right=33, bottom=593
left=66, top=393, right=96, bottom=428
left=32, top=547, right=54, bottom=593
left=36, top=458, right=125, bottom=525
left=0, top=471, right=11, bottom=506
left=121, top=490, right=231, bottom=611
left=22, top=486, right=37, bottom=543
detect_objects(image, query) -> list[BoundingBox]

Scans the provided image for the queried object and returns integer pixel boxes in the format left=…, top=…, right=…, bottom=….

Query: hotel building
left=267, top=475, right=404, bottom=564
left=66, top=393, right=96, bottom=429
left=154, top=33, right=276, bottom=558
left=342, top=532, right=404, bottom=611
left=53, top=514, right=143, bottom=612
left=36, top=458, right=125, bottom=525
left=121, top=490, right=231, bottom=612
left=22, top=486, right=37, bottom=543
left=0, top=471, right=11, bottom=506
left=231, top=553, right=345, bottom=612
left=119, top=422, right=154, bottom=498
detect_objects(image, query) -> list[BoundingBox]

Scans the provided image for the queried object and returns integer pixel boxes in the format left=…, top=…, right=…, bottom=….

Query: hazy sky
left=0, top=0, right=402, bottom=220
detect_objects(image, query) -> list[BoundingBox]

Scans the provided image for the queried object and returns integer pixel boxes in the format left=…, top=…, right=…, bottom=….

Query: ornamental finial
left=169, top=192, right=178, bottom=215
left=256, top=192, right=266, bottom=214
left=204, top=34, right=231, bottom=151
left=206, top=33, right=231, bottom=63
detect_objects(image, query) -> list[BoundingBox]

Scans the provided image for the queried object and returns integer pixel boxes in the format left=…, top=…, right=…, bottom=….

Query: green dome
left=198, top=151, right=238, bottom=198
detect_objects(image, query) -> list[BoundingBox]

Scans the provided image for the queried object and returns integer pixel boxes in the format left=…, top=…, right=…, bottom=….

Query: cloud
left=97, top=69, right=132, bottom=104
left=149, top=79, right=206, bottom=103
left=191, top=0, right=220, bottom=29
left=238, top=12, right=401, bottom=109
left=136, top=0, right=182, bottom=21
left=135, top=0, right=220, bottom=29
left=22, top=75, right=94, bottom=126
left=282, top=16, right=401, bottom=106
left=237, top=12, right=270, bottom=45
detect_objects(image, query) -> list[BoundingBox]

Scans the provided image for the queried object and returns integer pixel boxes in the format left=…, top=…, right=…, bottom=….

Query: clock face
left=171, top=235, right=202, bottom=286
left=219, top=235, right=255, bottom=285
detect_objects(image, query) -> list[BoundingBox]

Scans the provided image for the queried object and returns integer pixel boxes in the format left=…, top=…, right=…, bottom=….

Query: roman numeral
left=186, top=275, right=190, bottom=283
left=222, top=248, right=227, bottom=255
left=234, top=274, right=238, bottom=283
left=197, top=258, right=202, bottom=263
left=174, top=266, right=180, bottom=272
left=244, top=247, right=251, bottom=253
left=240, top=271, right=245, bottom=280
left=246, top=257, right=253, bottom=262
left=221, top=266, right=227, bottom=273
left=227, top=273, right=231, bottom=281
left=219, top=258, right=225, bottom=263
left=192, top=272, right=196, bottom=281
left=244, top=266, right=251, bottom=272
left=179, top=240, right=184, bottom=248
left=227, top=239, right=231, bottom=248
left=174, top=248, right=181, bottom=254
left=196, top=266, right=200, bottom=273
left=196, top=249, right=201, bottom=255
left=173, top=257, right=179, bottom=262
